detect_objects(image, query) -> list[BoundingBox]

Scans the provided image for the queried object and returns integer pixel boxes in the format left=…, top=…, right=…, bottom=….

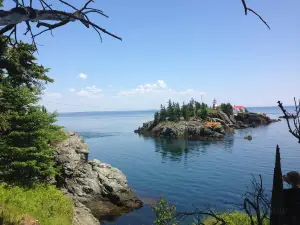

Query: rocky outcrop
left=135, top=120, right=225, bottom=140
left=54, top=132, right=143, bottom=225
left=235, top=112, right=279, bottom=127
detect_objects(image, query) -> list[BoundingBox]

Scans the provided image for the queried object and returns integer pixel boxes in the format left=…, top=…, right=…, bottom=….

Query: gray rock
left=53, top=132, right=143, bottom=223
left=149, top=121, right=224, bottom=140
left=229, top=115, right=236, bottom=124
left=218, top=111, right=233, bottom=125
left=73, top=200, right=99, bottom=225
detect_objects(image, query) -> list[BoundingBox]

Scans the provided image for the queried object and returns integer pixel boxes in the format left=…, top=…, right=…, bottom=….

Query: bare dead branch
left=176, top=206, right=227, bottom=225
left=278, top=100, right=300, bottom=143
left=243, top=174, right=270, bottom=225
left=240, top=0, right=271, bottom=29
left=0, top=0, right=121, bottom=45
left=58, top=0, right=78, bottom=11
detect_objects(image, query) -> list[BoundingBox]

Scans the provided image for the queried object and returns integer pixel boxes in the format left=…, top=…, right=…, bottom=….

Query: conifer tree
left=174, top=103, right=181, bottom=122
left=167, top=100, right=175, bottom=121
left=181, top=103, right=190, bottom=121
left=0, top=38, right=66, bottom=184
left=154, top=111, right=160, bottom=125
left=160, top=105, right=167, bottom=122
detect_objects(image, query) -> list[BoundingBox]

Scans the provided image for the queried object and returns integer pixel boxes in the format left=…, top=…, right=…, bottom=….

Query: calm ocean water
left=57, top=106, right=300, bottom=225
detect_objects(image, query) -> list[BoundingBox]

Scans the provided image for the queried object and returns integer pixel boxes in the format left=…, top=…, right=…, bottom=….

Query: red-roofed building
left=233, top=105, right=246, bottom=113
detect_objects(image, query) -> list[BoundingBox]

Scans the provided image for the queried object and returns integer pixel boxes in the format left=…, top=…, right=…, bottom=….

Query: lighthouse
left=212, top=98, right=217, bottom=109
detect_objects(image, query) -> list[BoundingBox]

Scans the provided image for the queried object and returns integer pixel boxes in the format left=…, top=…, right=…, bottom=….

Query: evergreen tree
left=0, top=38, right=66, bottom=184
left=188, top=98, right=195, bottom=117
left=167, top=99, right=175, bottom=121
left=174, top=103, right=181, bottom=122
left=220, top=103, right=233, bottom=116
left=181, top=103, right=190, bottom=121
left=196, top=108, right=208, bottom=120
left=195, top=101, right=201, bottom=112
left=160, top=105, right=167, bottom=122
left=154, top=111, right=160, bottom=125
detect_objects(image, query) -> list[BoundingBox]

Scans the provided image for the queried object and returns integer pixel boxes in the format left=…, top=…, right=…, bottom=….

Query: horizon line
left=56, top=105, right=292, bottom=114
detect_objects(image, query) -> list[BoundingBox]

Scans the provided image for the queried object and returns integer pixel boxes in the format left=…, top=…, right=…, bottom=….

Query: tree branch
left=278, top=100, right=300, bottom=143
left=240, top=0, right=271, bottom=29
left=0, top=1, right=121, bottom=44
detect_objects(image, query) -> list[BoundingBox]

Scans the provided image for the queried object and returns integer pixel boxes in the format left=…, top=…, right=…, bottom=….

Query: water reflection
left=138, top=135, right=235, bottom=162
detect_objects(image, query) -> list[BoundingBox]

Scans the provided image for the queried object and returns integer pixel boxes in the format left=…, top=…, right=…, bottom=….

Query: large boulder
left=54, top=132, right=143, bottom=223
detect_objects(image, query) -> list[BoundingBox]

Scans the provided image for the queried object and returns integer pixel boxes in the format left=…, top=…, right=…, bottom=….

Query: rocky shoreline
left=134, top=111, right=279, bottom=140
left=53, top=131, right=143, bottom=225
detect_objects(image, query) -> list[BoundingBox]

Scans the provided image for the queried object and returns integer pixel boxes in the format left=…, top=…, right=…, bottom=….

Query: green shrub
left=202, top=211, right=269, bottom=225
left=220, top=103, right=233, bottom=116
left=196, top=108, right=208, bottom=120
left=151, top=196, right=178, bottom=225
left=0, top=183, right=73, bottom=225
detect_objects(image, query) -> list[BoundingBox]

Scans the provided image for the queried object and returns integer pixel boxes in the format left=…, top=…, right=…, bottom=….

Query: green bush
left=151, top=196, right=178, bottom=225
left=202, top=211, right=269, bottom=225
left=0, top=183, right=73, bottom=225
left=196, top=108, right=208, bottom=120
left=220, top=103, right=233, bottom=116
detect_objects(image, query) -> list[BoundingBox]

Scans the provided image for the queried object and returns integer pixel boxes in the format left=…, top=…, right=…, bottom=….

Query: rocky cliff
left=135, top=111, right=279, bottom=140
left=53, top=132, right=143, bottom=225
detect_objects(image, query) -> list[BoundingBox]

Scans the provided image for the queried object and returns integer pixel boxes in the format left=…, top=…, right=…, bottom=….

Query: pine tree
left=167, top=99, right=175, bottom=121
left=154, top=111, right=160, bottom=125
left=160, top=105, right=167, bottom=122
left=188, top=98, right=195, bottom=117
left=174, top=103, right=181, bottom=122
left=181, top=103, right=190, bottom=121
left=195, top=101, right=201, bottom=112
left=0, top=38, right=66, bottom=184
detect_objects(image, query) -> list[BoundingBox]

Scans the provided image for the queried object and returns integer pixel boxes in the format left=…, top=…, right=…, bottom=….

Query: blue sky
left=3, top=0, right=300, bottom=112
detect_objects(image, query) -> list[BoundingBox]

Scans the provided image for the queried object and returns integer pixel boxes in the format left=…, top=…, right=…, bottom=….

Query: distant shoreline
left=57, top=105, right=293, bottom=115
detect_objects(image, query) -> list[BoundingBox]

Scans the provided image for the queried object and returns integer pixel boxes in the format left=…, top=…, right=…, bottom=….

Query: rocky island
left=135, top=100, right=279, bottom=140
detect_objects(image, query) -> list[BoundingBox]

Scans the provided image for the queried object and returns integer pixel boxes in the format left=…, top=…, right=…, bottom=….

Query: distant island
left=134, top=99, right=279, bottom=140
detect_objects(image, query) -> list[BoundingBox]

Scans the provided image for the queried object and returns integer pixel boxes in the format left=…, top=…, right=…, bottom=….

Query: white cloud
left=86, top=85, right=102, bottom=93
left=76, top=85, right=103, bottom=98
left=69, top=88, right=75, bottom=92
left=119, top=80, right=168, bottom=96
left=157, top=80, right=167, bottom=88
left=78, top=73, right=87, bottom=79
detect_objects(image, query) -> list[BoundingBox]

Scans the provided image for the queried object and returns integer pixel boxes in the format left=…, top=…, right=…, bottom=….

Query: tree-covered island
left=135, top=99, right=279, bottom=140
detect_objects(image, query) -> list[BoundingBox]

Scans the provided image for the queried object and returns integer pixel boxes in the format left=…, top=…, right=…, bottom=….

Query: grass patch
left=202, top=211, right=269, bottom=225
left=0, top=183, right=73, bottom=225
left=207, top=108, right=218, bottom=114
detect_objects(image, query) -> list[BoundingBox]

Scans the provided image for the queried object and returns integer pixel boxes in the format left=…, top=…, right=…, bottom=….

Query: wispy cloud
left=69, top=88, right=75, bottom=92
left=119, top=80, right=168, bottom=96
left=157, top=80, right=167, bottom=88
left=76, top=85, right=103, bottom=98
left=78, top=73, right=87, bottom=79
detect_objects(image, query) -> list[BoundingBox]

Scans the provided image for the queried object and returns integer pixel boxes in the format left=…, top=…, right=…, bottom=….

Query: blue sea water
left=57, top=106, right=300, bottom=225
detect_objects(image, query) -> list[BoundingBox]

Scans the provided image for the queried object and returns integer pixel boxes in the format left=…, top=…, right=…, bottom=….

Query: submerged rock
left=54, top=132, right=143, bottom=224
